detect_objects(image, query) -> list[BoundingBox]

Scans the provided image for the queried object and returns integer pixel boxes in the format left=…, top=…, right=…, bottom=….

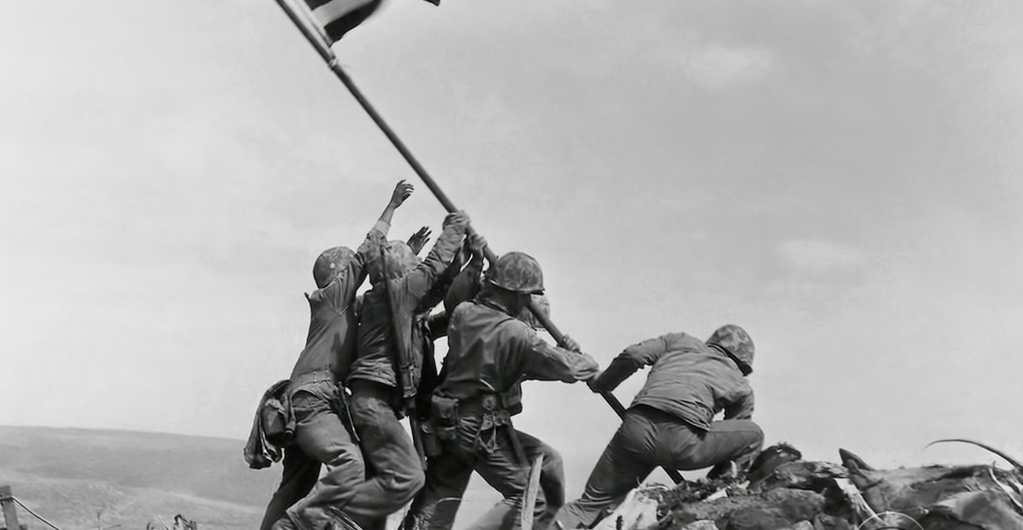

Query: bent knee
left=383, top=467, right=426, bottom=507
left=747, top=422, right=765, bottom=446
left=541, top=446, right=564, bottom=474
left=321, top=454, right=366, bottom=488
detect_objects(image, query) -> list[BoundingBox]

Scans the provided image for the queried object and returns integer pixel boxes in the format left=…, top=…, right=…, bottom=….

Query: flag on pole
left=301, top=0, right=384, bottom=43
left=298, top=0, right=439, bottom=44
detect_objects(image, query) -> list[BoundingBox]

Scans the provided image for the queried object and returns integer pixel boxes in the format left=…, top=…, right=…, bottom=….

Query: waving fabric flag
left=302, top=0, right=383, bottom=43
left=300, top=0, right=439, bottom=44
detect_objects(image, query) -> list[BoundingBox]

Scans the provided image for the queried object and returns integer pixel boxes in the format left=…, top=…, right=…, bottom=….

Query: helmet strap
left=709, top=343, right=752, bottom=376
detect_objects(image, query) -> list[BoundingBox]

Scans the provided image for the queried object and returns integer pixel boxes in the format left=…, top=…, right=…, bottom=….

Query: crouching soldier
left=344, top=209, right=473, bottom=530
left=260, top=180, right=415, bottom=530
left=555, top=325, right=764, bottom=529
left=405, top=252, right=600, bottom=530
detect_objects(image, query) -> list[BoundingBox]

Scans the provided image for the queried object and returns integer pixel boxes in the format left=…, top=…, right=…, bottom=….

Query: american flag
left=300, top=0, right=439, bottom=44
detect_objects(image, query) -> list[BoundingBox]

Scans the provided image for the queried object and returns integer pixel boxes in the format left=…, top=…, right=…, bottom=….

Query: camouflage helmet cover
left=707, top=324, right=755, bottom=375
left=313, top=246, right=356, bottom=289
left=486, top=251, right=544, bottom=294
left=367, top=240, right=421, bottom=284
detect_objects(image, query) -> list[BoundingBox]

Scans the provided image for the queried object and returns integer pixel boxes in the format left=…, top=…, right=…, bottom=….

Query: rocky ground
left=595, top=442, right=1023, bottom=530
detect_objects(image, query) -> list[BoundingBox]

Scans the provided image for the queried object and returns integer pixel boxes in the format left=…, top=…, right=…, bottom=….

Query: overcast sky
left=3, top=0, right=1023, bottom=497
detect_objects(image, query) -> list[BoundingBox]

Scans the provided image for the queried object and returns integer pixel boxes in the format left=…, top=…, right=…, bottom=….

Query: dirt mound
left=610, top=443, right=1023, bottom=530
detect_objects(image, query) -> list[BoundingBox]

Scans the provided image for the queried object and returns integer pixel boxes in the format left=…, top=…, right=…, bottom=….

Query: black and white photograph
left=2, top=1, right=1022, bottom=529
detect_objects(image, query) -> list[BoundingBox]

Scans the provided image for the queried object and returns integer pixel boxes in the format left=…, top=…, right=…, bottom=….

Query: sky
left=2, top=0, right=1023, bottom=500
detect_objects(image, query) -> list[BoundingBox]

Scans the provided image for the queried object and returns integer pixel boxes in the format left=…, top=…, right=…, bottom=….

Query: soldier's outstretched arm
left=442, top=234, right=487, bottom=313
left=402, top=211, right=470, bottom=303
left=588, top=333, right=683, bottom=392
left=377, top=179, right=414, bottom=229
left=356, top=180, right=415, bottom=262
left=407, top=225, right=432, bottom=255
left=520, top=332, right=600, bottom=383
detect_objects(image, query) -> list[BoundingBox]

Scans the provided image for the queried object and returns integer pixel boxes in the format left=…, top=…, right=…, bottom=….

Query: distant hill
left=0, top=426, right=279, bottom=530
left=0, top=426, right=504, bottom=530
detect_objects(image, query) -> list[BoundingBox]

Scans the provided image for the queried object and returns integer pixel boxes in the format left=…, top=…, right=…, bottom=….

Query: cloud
left=778, top=239, right=867, bottom=273
left=674, top=45, right=774, bottom=90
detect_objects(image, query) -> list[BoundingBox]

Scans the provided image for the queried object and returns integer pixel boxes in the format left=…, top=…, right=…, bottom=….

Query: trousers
left=555, top=405, right=763, bottom=529
left=403, top=419, right=565, bottom=530
left=260, top=380, right=366, bottom=530
left=347, top=380, right=427, bottom=530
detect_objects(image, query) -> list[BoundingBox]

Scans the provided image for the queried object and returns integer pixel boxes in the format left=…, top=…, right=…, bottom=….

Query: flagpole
left=272, top=0, right=684, bottom=485
left=274, top=0, right=469, bottom=227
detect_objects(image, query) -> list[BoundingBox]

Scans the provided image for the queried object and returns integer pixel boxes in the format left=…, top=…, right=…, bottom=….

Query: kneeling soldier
left=556, top=325, right=764, bottom=529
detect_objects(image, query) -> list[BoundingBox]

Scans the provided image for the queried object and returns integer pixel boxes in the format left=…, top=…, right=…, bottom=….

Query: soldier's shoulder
left=450, top=299, right=488, bottom=322
left=663, top=331, right=705, bottom=350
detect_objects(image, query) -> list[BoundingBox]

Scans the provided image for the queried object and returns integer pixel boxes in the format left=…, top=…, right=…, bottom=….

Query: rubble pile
left=593, top=442, right=1023, bottom=530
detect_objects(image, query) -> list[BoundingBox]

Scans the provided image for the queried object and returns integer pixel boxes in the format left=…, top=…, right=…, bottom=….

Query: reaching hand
left=467, top=233, right=488, bottom=258
left=390, top=179, right=414, bottom=208
left=443, top=210, right=471, bottom=231
left=562, top=334, right=581, bottom=353
left=407, top=226, right=432, bottom=255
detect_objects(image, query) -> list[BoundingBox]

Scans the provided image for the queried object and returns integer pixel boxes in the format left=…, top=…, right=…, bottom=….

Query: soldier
left=404, top=252, right=600, bottom=530
left=344, top=208, right=473, bottom=530
left=262, top=180, right=416, bottom=530
left=555, top=325, right=764, bottom=529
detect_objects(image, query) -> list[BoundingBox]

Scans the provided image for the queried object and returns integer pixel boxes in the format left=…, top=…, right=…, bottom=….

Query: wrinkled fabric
left=259, top=220, right=387, bottom=529
left=434, top=299, right=599, bottom=404
left=285, top=384, right=365, bottom=530
left=591, top=332, right=753, bottom=432
left=290, top=221, right=387, bottom=381
left=348, top=222, right=466, bottom=392
left=259, top=446, right=320, bottom=530
left=245, top=379, right=294, bottom=470
left=347, top=381, right=427, bottom=529
left=404, top=425, right=565, bottom=530
left=407, top=297, right=596, bottom=530
left=556, top=406, right=763, bottom=530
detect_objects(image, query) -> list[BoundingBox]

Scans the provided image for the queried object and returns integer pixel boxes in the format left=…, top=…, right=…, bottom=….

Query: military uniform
left=556, top=331, right=763, bottom=529
left=404, top=297, right=599, bottom=530
left=261, top=222, right=388, bottom=530
left=344, top=218, right=468, bottom=530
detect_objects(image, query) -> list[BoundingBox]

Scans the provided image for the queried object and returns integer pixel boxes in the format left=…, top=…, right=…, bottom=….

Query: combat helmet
left=707, top=324, right=755, bottom=375
left=485, top=251, right=545, bottom=294
left=367, top=240, right=421, bottom=284
left=312, top=246, right=356, bottom=289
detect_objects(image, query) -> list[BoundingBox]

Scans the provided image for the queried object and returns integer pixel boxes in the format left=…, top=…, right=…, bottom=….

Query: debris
left=644, top=442, right=1023, bottom=530
left=590, top=486, right=665, bottom=530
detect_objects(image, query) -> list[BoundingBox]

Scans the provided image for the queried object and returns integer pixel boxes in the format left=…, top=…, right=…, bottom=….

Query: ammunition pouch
left=419, top=422, right=444, bottom=458
left=260, top=389, right=293, bottom=447
left=430, top=395, right=460, bottom=441
left=459, top=394, right=523, bottom=462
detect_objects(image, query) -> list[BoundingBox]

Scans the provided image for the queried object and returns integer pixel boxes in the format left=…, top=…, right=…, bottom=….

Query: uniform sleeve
left=591, top=332, right=685, bottom=391
left=399, top=224, right=466, bottom=306
left=443, top=255, right=484, bottom=314
left=355, top=220, right=391, bottom=268
left=425, top=310, right=449, bottom=340
left=517, top=330, right=600, bottom=383
left=723, top=384, right=755, bottom=421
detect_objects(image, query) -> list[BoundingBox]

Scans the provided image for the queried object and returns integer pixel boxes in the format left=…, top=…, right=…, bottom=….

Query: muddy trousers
left=556, top=405, right=763, bottom=529
left=347, top=381, right=427, bottom=530
left=260, top=381, right=367, bottom=530
left=403, top=428, right=565, bottom=530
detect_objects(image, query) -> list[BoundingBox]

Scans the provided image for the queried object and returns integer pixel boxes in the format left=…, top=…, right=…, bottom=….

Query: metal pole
left=1, top=486, right=22, bottom=530
left=272, top=0, right=684, bottom=486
